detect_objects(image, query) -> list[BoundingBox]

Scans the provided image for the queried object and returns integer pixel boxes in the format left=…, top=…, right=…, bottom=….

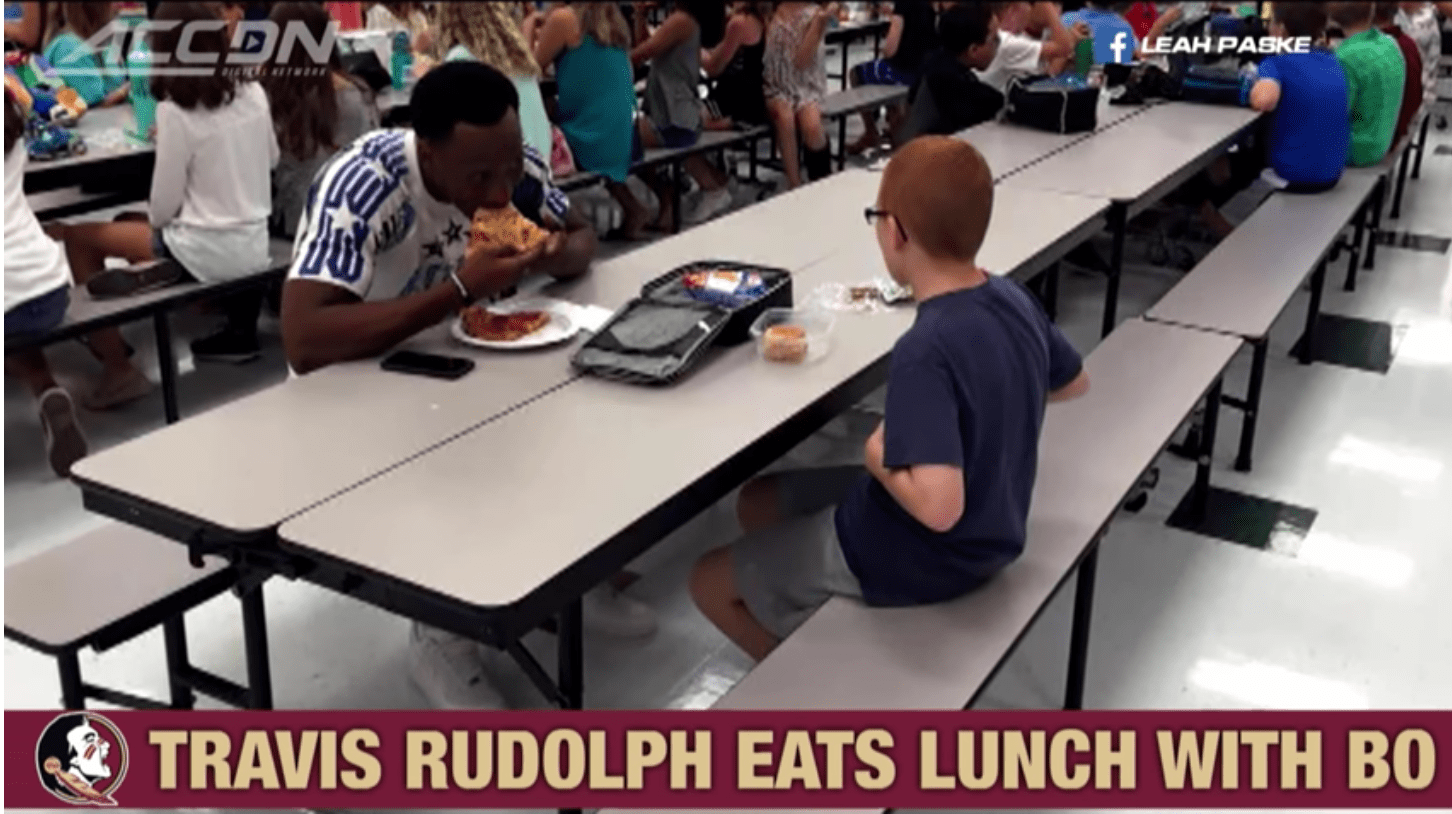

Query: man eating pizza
left=279, top=60, right=655, bottom=710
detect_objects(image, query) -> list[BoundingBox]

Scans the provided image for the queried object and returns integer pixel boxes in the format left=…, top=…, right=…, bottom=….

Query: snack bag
left=680, top=269, right=768, bottom=308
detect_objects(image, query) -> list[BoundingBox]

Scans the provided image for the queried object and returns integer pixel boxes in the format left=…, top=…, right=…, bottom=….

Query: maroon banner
left=5, top=710, right=1448, bottom=809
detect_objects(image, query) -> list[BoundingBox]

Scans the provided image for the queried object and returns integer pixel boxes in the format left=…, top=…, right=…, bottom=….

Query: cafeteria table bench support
left=1412, top=113, right=1430, bottom=179
left=1063, top=541, right=1099, bottom=711
left=503, top=599, right=584, bottom=711
left=1189, top=378, right=1225, bottom=525
left=1101, top=204, right=1128, bottom=338
left=239, top=580, right=275, bottom=709
left=1364, top=176, right=1384, bottom=271
left=1300, top=258, right=1327, bottom=367
left=153, top=310, right=180, bottom=424
left=1345, top=200, right=1367, bottom=292
left=1227, top=339, right=1267, bottom=474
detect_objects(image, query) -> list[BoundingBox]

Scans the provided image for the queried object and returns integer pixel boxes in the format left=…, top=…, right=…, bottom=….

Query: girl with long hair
left=765, top=1, right=837, bottom=188
left=434, top=1, right=552, bottom=160
left=703, top=1, right=771, bottom=130
left=533, top=1, right=648, bottom=238
left=42, top=2, right=129, bottom=107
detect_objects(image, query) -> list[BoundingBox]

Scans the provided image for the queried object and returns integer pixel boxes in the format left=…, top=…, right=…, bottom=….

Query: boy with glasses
left=689, top=137, right=1089, bottom=661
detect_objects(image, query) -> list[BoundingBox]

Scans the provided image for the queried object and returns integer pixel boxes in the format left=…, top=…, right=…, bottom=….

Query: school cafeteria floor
left=7, top=120, right=1452, bottom=812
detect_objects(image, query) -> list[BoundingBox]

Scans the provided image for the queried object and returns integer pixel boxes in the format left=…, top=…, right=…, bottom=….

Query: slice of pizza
left=462, top=306, right=551, bottom=342
left=470, top=205, right=550, bottom=254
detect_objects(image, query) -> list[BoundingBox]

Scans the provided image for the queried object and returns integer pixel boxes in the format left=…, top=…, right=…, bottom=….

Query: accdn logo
left=66, top=19, right=338, bottom=76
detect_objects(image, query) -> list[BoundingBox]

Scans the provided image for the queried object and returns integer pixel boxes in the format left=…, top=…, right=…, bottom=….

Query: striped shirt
left=288, top=129, right=569, bottom=302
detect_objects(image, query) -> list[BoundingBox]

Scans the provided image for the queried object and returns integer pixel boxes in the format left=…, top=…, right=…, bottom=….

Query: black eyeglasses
left=864, top=207, right=908, bottom=241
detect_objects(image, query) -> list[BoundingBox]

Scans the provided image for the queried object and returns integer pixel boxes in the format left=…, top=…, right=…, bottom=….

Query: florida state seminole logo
left=34, top=713, right=129, bottom=806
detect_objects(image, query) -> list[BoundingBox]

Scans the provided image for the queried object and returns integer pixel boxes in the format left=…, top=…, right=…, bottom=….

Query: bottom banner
left=3, top=710, right=1447, bottom=809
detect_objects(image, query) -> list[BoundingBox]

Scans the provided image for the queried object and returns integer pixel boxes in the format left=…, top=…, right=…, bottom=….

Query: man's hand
left=456, top=242, right=543, bottom=303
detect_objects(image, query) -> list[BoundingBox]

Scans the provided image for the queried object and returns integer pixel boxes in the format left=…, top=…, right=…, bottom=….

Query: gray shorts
left=732, top=466, right=866, bottom=640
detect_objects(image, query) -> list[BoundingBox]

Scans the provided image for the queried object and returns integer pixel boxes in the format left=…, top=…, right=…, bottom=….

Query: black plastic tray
left=640, top=260, right=793, bottom=347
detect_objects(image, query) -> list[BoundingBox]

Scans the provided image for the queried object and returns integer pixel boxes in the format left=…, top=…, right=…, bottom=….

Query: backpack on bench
left=1003, top=74, right=1100, bottom=134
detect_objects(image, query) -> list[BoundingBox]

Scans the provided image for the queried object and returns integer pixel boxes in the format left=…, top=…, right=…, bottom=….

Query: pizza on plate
left=470, top=205, right=550, bottom=253
left=462, top=306, right=552, bottom=342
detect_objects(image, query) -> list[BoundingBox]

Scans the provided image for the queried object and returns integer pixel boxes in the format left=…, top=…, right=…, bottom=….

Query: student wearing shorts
left=845, top=0, right=938, bottom=154
left=690, top=136, right=1089, bottom=661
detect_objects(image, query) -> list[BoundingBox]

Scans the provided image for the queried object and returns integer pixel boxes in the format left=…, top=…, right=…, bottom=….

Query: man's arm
left=281, top=244, right=542, bottom=374
left=881, top=12, right=905, bottom=59
left=864, top=422, right=965, bottom=533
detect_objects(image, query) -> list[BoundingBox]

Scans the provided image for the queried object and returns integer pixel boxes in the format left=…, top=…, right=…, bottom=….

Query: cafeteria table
left=272, top=183, right=1110, bottom=711
left=22, top=104, right=155, bottom=196
left=1002, top=102, right=1263, bottom=337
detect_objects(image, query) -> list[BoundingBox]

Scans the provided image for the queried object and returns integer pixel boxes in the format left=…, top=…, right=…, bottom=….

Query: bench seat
left=1145, top=172, right=1379, bottom=472
left=4, top=522, right=253, bottom=709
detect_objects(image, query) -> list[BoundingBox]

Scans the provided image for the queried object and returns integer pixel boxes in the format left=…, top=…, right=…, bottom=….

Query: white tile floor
left=7, top=103, right=1452, bottom=813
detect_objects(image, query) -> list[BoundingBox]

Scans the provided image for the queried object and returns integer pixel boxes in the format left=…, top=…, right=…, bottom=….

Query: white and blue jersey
left=288, top=129, right=569, bottom=302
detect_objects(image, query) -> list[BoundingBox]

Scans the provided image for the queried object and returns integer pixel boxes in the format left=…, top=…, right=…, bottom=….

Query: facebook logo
left=1109, top=31, right=1131, bottom=64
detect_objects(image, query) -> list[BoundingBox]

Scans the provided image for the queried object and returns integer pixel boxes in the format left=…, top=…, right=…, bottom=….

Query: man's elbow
left=1049, top=370, right=1090, bottom=402
left=918, top=496, right=964, bottom=534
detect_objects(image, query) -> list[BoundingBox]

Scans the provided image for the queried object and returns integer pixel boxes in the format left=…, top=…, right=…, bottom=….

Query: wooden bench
left=4, top=523, right=270, bottom=710
left=5, top=239, right=295, bottom=425
left=1144, top=171, right=1381, bottom=472
left=602, top=320, right=1241, bottom=814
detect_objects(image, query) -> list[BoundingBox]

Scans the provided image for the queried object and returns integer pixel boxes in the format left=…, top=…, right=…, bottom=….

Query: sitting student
left=631, top=0, right=733, bottom=225
left=436, top=2, right=552, bottom=161
left=844, top=0, right=938, bottom=154
left=266, top=1, right=379, bottom=242
left=764, top=1, right=837, bottom=188
left=43, top=2, right=129, bottom=108
left=1397, top=2, right=1441, bottom=118
left=1374, top=0, right=1423, bottom=147
left=281, top=61, right=655, bottom=709
left=1330, top=1, right=1405, bottom=166
left=5, top=86, right=87, bottom=476
left=899, top=2, right=1005, bottom=142
left=703, top=1, right=771, bottom=132
left=52, top=1, right=277, bottom=403
left=1062, top=0, right=1137, bottom=65
left=1248, top=2, right=1351, bottom=192
left=976, top=1, right=1084, bottom=93
left=690, top=136, right=1088, bottom=661
left=533, top=2, right=646, bottom=237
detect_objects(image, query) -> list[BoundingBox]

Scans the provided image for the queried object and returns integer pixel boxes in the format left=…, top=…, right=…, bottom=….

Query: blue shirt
left=1062, top=8, right=1137, bottom=65
left=1257, top=50, right=1349, bottom=187
left=835, top=276, right=1084, bottom=606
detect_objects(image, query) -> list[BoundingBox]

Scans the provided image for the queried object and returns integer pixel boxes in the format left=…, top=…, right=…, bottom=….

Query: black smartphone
left=380, top=350, right=475, bottom=380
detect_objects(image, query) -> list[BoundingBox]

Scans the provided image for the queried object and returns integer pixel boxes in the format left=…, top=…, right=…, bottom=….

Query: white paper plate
left=451, top=298, right=580, bottom=350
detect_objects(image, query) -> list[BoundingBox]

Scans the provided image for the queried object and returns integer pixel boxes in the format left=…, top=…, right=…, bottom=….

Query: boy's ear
left=888, top=214, right=909, bottom=252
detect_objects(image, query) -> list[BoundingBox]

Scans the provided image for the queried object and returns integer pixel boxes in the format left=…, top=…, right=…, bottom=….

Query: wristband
left=449, top=270, right=471, bottom=304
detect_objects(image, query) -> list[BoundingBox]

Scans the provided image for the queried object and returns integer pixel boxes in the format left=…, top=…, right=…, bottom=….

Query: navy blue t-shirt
left=834, top=276, right=1084, bottom=606
left=1257, top=50, right=1350, bottom=187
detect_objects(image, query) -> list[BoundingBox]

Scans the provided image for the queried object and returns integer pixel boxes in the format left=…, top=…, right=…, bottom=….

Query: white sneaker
left=583, top=585, right=658, bottom=638
left=686, top=187, right=733, bottom=225
left=407, top=623, right=508, bottom=709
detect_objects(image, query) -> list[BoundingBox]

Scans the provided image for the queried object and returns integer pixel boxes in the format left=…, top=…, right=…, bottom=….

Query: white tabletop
left=1002, top=102, right=1261, bottom=203
left=276, top=185, right=1112, bottom=609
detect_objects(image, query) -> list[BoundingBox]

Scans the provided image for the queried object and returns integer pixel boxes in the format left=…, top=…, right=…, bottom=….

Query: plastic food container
left=749, top=308, right=834, bottom=364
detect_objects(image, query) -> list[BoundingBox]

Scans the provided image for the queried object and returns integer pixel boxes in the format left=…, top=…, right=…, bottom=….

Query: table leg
left=1100, top=204, right=1126, bottom=339
left=1391, top=144, right=1411, bottom=220
left=671, top=162, right=682, bottom=234
left=837, top=115, right=848, bottom=171
left=1233, top=339, right=1268, bottom=473
left=58, top=650, right=85, bottom=709
left=163, top=617, right=198, bottom=709
left=1064, top=544, right=1099, bottom=710
left=1300, top=258, right=1326, bottom=366
left=238, top=581, right=274, bottom=710
left=1345, top=199, right=1366, bottom=291
left=153, top=310, right=180, bottom=424
left=1364, top=176, right=1384, bottom=270
left=1190, top=378, right=1223, bottom=525
left=840, top=38, right=850, bottom=91
left=558, top=598, right=584, bottom=711
left=1412, top=113, right=1429, bottom=179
